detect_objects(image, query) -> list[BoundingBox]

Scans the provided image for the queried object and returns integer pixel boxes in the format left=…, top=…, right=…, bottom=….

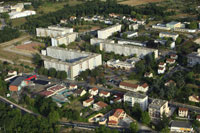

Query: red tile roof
left=95, top=101, right=108, bottom=108
left=196, top=115, right=200, bottom=119
left=114, top=97, right=121, bottom=102
left=91, top=87, right=98, bottom=91
left=84, top=98, right=94, bottom=103
left=100, top=90, right=110, bottom=95
left=141, top=83, right=148, bottom=88
left=70, top=84, right=77, bottom=87
left=48, top=85, right=65, bottom=92
left=158, top=67, right=165, bottom=70
left=108, top=120, right=118, bottom=124
left=159, top=62, right=165, bottom=65
left=40, top=91, right=54, bottom=96
left=179, top=107, right=188, bottom=111
left=166, top=58, right=175, bottom=63
left=119, top=82, right=138, bottom=89
left=113, top=109, right=124, bottom=118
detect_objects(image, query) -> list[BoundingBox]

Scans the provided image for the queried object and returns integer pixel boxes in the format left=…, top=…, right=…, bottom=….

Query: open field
left=37, top=0, right=83, bottom=14
left=11, top=17, right=27, bottom=27
left=119, top=0, right=166, bottom=6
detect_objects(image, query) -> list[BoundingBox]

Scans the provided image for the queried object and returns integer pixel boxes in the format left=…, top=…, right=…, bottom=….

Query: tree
left=32, top=54, right=43, bottom=67
left=132, top=103, right=142, bottom=121
left=48, top=68, right=56, bottom=77
left=188, top=21, right=198, bottom=29
left=129, top=122, right=139, bottom=133
left=161, top=127, right=170, bottom=133
left=175, top=37, right=182, bottom=45
left=60, top=71, right=67, bottom=80
left=48, top=111, right=60, bottom=124
left=141, top=111, right=151, bottom=125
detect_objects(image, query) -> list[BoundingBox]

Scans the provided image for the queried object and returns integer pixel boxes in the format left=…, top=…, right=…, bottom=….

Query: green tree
left=161, top=127, right=170, bottom=133
left=60, top=71, right=67, bottom=80
left=141, top=111, right=151, bottom=125
left=48, top=111, right=60, bottom=124
left=188, top=21, right=198, bottom=29
left=129, top=122, right=139, bottom=133
left=175, top=37, right=182, bottom=45
left=48, top=68, right=56, bottom=77
left=32, top=54, right=43, bottom=67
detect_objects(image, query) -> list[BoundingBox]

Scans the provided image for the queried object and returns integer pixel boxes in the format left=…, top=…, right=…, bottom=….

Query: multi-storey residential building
left=123, top=91, right=148, bottom=111
left=99, top=42, right=158, bottom=59
left=148, top=99, right=169, bottom=118
left=166, top=21, right=182, bottom=29
left=97, top=24, right=122, bottom=39
left=187, top=48, right=200, bottom=67
left=42, top=47, right=102, bottom=80
left=108, top=109, right=126, bottom=125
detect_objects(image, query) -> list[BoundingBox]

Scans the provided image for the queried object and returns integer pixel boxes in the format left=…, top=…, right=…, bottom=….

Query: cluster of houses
left=158, top=54, right=177, bottom=74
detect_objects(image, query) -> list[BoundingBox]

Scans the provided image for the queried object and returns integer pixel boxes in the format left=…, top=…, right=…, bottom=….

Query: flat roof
left=98, top=24, right=121, bottom=32
left=124, top=91, right=147, bottom=99
left=160, top=32, right=178, bottom=36
left=149, top=99, right=167, bottom=109
left=167, top=21, right=180, bottom=25
left=10, top=77, right=26, bottom=86
left=171, top=121, right=192, bottom=128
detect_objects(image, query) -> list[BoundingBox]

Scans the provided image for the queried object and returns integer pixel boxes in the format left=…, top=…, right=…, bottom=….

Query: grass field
left=119, top=0, right=166, bottom=6
left=11, top=18, right=27, bottom=27
left=37, top=0, right=83, bottom=14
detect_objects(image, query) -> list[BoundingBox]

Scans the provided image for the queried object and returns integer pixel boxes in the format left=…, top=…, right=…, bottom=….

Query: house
left=196, top=115, right=200, bottom=121
left=113, top=97, right=122, bottom=103
left=148, top=99, right=169, bottom=118
left=144, top=72, right=153, bottom=78
left=170, top=54, right=178, bottom=60
left=170, top=121, right=193, bottom=133
left=165, top=80, right=176, bottom=87
left=83, top=98, right=94, bottom=107
left=158, top=67, right=165, bottom=74
left=178, top=107, right=188, bottom=117
left=74, top=89, right=87, bottom=97
left=166, top=58, right=175, bottom=64
left=99, top=90, right=110, bottom=98
left=89, top=88, right=98, bottom=96
left=40, top=84, right=66, bottom=98
left=124, top=91, right=148, bottom=111
left=8, top=70, right=17, bottom=76
left=70, top=16, right=76, bottom=21
left=69, top=84, right=77, bottom=90
left=139, top=83, right=149, bottom=93
left=158, top=62, right=166, bottom=68
left=93, top=101, right=108, bottom=111
left=9, top=77, right=28, bottom=91
left=189, top=95, right=200, bottom=103
left=108, top=109, right=126, bottom=125
left=119, top=82, right=139, bottom=92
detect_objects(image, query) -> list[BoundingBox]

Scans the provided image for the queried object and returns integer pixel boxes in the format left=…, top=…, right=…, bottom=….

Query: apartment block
left=97, top=24, right=122, bottom=39
left=148, top=99, right=169, bottom=118
left=123, top=91, right=148, bottom=111
left=42, top=47, right=102, bottom=80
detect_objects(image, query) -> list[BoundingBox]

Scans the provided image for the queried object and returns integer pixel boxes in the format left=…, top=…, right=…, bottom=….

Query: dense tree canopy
left=0, top=27, right=20, bottom=43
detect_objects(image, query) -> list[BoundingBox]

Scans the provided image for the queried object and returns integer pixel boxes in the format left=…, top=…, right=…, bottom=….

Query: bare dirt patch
left=14, top=42, right=44, bottom=53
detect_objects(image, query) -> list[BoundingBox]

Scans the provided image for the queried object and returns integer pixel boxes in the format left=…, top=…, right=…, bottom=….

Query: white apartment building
left=90, top=38, right=114, bottom=45
left=187, top=48, right=200, bottom=67
left=42, top=47, right=102, bottom=80
left=97, top=24, right=122, bottom=39
left=129, top=23, right=138, bottom=30
left=148, top=99, right=169, bottom=118
left=159, top=32, right=179, bottom=41
left=51, top=32, right=78, bottom=46
left=99, top=42, right=158, bottom=59
left=178, top=107, right=188, bottom=117
left=123, top=91, right=148, bottom=111
left=9, top=10, right=36, bottom=19
left=36, top=26, right=73, bottom=38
